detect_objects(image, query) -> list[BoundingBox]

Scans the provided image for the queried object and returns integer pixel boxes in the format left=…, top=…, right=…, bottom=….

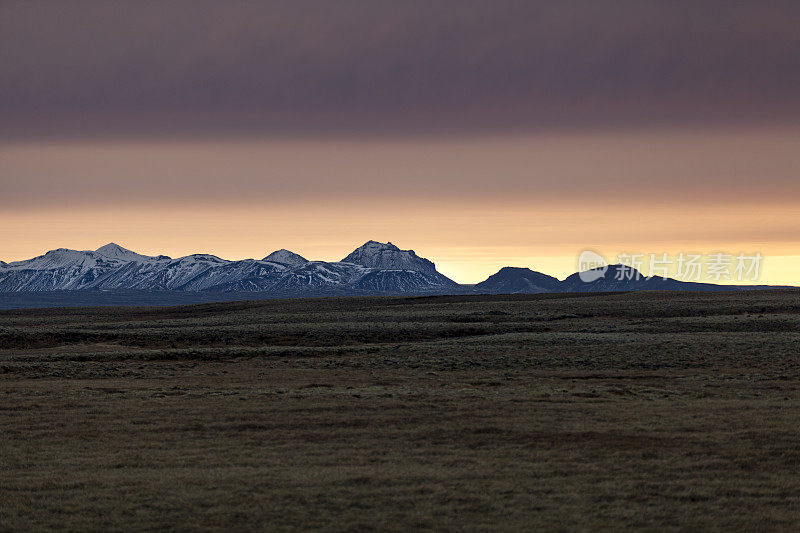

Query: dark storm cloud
left=2, top=0, right=800, bottom=138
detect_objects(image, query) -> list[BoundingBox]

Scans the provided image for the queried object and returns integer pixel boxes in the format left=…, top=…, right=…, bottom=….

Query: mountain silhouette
left=0, top=241, right=784, bottom=300
left=559, top=264, right=731, bottom=292
left=474, top=267, right=561, bottom=294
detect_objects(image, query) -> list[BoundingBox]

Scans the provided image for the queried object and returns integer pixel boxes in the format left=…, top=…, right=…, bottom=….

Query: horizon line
left=2, top=240, right=793, bottom=288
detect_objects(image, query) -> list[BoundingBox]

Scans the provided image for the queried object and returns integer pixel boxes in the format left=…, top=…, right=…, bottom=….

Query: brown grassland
left=1, top=290, right=799, bottom=531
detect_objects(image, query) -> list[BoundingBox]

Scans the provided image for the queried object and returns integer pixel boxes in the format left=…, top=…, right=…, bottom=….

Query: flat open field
left=2, top=290, right=799, bottom=531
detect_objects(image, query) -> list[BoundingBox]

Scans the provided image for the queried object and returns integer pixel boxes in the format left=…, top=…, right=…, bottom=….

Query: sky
left=2, top=1, right=799, bottom=283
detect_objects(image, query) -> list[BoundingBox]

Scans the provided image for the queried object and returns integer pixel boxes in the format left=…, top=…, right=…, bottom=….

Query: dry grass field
left=1, top=290, right=799, bottom=531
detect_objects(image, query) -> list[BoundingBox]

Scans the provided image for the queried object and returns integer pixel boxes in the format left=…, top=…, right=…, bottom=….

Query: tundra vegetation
left=1, top=290, right=799, bottom=530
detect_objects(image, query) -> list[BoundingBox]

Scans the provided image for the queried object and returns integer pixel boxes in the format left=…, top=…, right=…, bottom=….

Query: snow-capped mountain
left=95, top=242, right=157, bottom=262
left=343, top=241, right=433, bottom=273
left=0, top=241, right=456, bottom=294
left=263, top=249, right=309, bottom=268
left=0, top=241, right=762, bottom=300
left=342, top=241, right=457, bottom=286
left=474, top=267, right=561, bottom=294
left=0, top=246, right=148, bottom=291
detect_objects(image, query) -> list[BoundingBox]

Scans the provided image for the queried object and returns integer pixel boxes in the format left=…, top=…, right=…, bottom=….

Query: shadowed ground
left=1, top=291, right=799, bottom=530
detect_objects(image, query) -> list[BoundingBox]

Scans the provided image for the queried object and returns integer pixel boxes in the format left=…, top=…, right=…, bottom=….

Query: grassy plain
left=1, top=290, right=799, bottom=531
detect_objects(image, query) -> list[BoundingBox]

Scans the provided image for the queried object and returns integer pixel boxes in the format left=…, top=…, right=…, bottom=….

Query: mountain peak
left=342, top=241, right=418, bottom=268
left=95, top=243, right=150, bottom=262
left=263, top=249, right=309, bottom=267
left=96, top=242, right=133, bottom=255
left=341, top=241, right=455, bottom=287
left=475, top=266, right=561, bottom=294
left=359, top=240, right=401, bottom=251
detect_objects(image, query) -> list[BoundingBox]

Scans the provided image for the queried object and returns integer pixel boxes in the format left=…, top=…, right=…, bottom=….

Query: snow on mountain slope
left=0, top=242, right=759, bottom=296
left=263, top=249, right=308, bottom=267
left=341, top=241, right=456, bottom=286
left=5, top=248, right=103, bottom=271
left=350, top=269, right=454, bottom=293
left=95, top=254, right=233, bottom=291
left=269, top=261, right=365, bottom=291
left=0, top=248, right=137, bottom=291
left=95, top=243, right=158, bottom=262
left=0, top=241, right=457, bottom=294
left=343, top=241, right=432, bottom=272
left=183, top=259, right=286, bottom=291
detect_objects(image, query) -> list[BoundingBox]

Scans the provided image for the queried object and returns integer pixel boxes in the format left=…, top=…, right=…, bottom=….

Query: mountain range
left=0, top=241, right=458, bottom=295
left=0, top=241, right=781, bottom=300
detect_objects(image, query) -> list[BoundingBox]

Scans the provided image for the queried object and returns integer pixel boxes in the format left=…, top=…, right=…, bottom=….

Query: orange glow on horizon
left=2, top=128, right=799, bottom=285
left=1, top=201, right=798, bottom=285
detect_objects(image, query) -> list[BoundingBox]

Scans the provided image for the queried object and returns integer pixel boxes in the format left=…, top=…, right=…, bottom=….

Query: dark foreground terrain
left=1, top=291, right=799, bottom=531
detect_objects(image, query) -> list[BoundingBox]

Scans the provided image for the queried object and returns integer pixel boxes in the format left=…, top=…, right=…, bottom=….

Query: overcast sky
left=3, top=0, right=799, bottom=138
left=2, top=1, right=799, bottom=282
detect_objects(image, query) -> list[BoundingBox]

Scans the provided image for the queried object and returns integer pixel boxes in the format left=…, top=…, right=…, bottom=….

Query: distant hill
left=474, top=267, right=561, bottom=294
left=558, top=264, right=733, bottom=292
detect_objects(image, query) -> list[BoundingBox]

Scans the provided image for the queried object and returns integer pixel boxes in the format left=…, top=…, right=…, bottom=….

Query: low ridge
left=474, top=267, right=561, bottom=294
